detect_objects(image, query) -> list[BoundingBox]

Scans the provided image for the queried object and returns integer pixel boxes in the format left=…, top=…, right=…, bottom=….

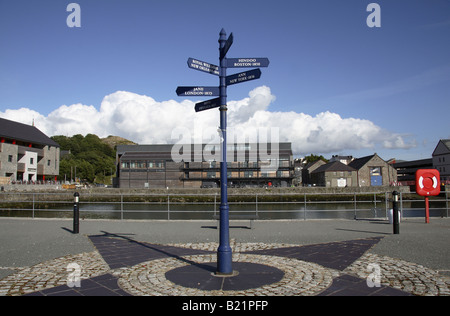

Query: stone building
left=348, top=154, right=397, bottom=187
left=310, top=161, right=357, bottom=187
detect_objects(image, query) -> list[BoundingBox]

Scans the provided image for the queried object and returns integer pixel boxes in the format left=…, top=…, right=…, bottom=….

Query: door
left=370, top=167, right=383, bottom=186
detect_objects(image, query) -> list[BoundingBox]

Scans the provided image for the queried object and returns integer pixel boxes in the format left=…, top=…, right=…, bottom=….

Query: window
left=244, top=171, right=253, bottom=178
left=370, top=167, right=381, bottom=176
left=48, top=160, right=51, bottom=166
left=30, top=158, right=34, bottom=165
left=8, top=155, right=13, bottom=163
left=136, top=161, right=146, bottom=169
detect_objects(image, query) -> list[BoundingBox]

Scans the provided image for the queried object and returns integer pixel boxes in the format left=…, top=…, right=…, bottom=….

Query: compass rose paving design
left=1, top=232, right=448, bottom=296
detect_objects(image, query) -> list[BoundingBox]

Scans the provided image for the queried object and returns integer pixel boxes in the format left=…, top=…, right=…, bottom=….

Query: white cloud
left=0, top=86, right=416, bottom=155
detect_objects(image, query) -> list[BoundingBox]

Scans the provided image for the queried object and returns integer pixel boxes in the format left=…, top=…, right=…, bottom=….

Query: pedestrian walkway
left=0, top=218, right=449, bottom=296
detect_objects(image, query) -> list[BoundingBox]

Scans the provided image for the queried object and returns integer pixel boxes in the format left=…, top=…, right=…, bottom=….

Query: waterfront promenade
left=0, top=217, right=449, bottom=297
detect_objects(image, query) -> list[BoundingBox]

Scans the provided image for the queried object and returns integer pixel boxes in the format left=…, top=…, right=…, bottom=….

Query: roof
left=432, top=139, right=450, bottom=156
left=0, top=117, right=59, bottom=147
left=120, top=151, right=173, bottom=160
left=117, top=143, right=293, bottom=156
left=304, top=159, right=326, bottom=171
left=393, top=158, right=433, bottom=169
left=311, top=161, right=356, bottom=174
left=348, top=154, right=376, bottom=170
left=441, top=139, right=450, bottom=150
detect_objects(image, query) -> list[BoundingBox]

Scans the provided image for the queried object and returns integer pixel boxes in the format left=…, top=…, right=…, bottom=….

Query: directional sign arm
left=220, top=33, right=233, bottom=59
left=226, top=58, right=270, bottom=68
left=226, top=69, right=261, bottom=86
left=176, top=86, right=220, bottom=97
left=195, top=97, right=221, bottom=112
left=187, top=58, right=220, bottom=76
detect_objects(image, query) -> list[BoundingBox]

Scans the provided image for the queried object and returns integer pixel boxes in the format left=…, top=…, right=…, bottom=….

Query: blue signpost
left=177, top=29, right=269, bottom=275
left=217, top=29, right=232, bottom=274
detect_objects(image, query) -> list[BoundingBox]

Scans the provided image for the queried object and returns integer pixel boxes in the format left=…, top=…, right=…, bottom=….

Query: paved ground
left=0, top=217, right=449, bottom=296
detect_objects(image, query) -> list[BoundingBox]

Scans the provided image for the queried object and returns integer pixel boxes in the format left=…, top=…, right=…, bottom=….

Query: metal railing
left=0, top=191, right=449, bottom=221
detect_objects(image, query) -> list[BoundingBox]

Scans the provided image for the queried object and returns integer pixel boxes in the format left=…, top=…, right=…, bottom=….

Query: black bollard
left=392, top=191, right=399, bottom=235
left=73, top=192, right=80, bottom=234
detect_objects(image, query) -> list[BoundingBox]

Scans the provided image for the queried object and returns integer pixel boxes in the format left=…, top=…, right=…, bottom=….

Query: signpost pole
left=216, top=28, right=232, bottom=275
left=178, top=28, right=269, bottom=275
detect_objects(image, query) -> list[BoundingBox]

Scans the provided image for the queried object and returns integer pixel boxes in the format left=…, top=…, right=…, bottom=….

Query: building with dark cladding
left=115, top=143, right=294, bottom=188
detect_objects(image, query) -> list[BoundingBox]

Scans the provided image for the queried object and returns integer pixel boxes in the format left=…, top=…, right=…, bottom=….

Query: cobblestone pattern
left=1, top=241, right=449, bottom=296
left=115, top=253, right=339, bottom=296
left=167, top=240, right=295, bottom=252
left=0, top=251, right=109, bottom=296
left=345, top=253, right=450, bottom=296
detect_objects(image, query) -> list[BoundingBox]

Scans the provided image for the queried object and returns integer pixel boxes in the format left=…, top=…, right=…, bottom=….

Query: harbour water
left=0, top=199, right=447, bottom=220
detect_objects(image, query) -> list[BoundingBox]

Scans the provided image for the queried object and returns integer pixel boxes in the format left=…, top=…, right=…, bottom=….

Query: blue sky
left=0, top=0, right=449, bottom=161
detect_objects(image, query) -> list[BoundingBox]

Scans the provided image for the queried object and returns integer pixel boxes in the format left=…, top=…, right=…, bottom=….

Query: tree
left=52, top=134, right=116, bottom=184
left=304, top=154, right=329, bottom=164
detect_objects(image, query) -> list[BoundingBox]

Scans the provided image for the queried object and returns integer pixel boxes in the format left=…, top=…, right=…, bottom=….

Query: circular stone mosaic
left=165, top=261, right=284, bottom=291
left=117, top=254, right=338, bottom=296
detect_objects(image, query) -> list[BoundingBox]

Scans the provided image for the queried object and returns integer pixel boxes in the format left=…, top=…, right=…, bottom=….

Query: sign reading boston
left=226, top=58, right=270, bottom=68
